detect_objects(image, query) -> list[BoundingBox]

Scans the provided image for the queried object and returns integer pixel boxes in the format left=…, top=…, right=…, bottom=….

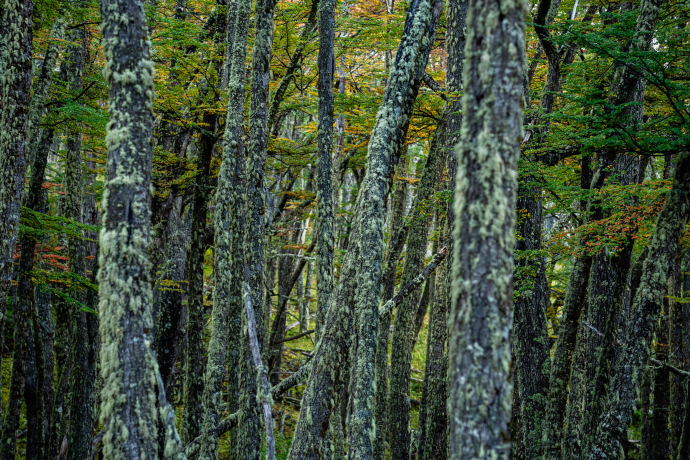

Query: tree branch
left=378, top=244, right=448, bottom=319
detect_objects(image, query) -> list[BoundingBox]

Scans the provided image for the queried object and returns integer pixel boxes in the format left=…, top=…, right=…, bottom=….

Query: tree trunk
left=315, top=0, right=335, bottom=342
left=419, top=208, right=450, bottom=460
left=286, top=0, right=438, bottom=453
left=373, top=151, right=409, bottom=460
left=0, top=0, right=34, bottom=332
left=236, top=0, right=275, bottom=454
left=388, top=116, right=446, bottom=460
left=181, top=112, right=215, bottom=444
left=97, top=0, right=159, bottom=456
left=447, top=0, right=525, bottom=459
left=586, top=154, right=690, bottom=460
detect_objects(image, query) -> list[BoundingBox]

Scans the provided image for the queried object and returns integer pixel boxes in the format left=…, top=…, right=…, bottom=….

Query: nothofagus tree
left=97, top=0, right=160, bottom=457
left=6, top=0, right=690, bottom=459
left=447, top=0, right=525, bottom=458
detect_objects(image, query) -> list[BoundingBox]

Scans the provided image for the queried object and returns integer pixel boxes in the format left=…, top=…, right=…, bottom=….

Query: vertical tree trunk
left=669, top=252, right=688, bottom=454
left=0, top=0, right=34, bottom=338
left=388, top=117, right=446, bottom=460
left=513, top=180, right=551, bottom=460
left=373, top=151, right=409, bottom=460
left=61, top=24, right=98, bottom=460
left=586, top=156, right=690, bottom=460
left=196, top=7, right=247, bottom=444
left=236, top=0, right=275, bottom=454
left=447, top=0, right=525, bottom=459
left=418, top=208, right=450, bottom=460
left=153, top=197, right=189, bottom=391
left=315, top=0, right=336, bottom=341
left=97, top=0, right=159, bottom=456
left=649, top=296, right=671, bottom=460
left=287, top=0, right=437, bottom=454
left=181, top=113, right=214, bottom=443
left=0, top=0, right=34, bottom=450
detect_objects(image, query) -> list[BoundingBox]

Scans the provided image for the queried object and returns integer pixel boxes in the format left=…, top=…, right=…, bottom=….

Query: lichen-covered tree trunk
left=181, top=111, right=215, bottom=444
left=0, top=0, right=33, bottom=329
left=236, top=0, right=275, bottom=455
left=212, top=0, right=251, bottom=454
left=564, top=156, right=641, bottom=460
left=97, top=0, right=160, bottom=456
left=197, top=3, right=247, bottom=450
left=34, top=193, right=55, bottom=460
left=315, top=0, right=335, bottom=341
left=60, top=24, right=99, bottom=460
left=373, top=151, right=409, bottom=460
left=0, top=1, right=34, bottom=445
left=153, top=197, right=189, bottom=391
left=647, top=297, right=671, bottom=460
left=512, top=180, right=550, bottom=460
left=418, top=208, right=450, bottom=460
left=586, top=154, right=690, bottom=459
left=287, top=0, right=436, bottom=454
left=388, top=116, right=446, bottom=460
left=447, top=0, right=525, bottom=458
left=669, top=252, right=689, bottom=454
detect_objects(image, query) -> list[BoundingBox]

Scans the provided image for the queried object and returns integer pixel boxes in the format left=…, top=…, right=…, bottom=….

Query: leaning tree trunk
left=447, top=0, right=525, bottom=459
left=586, top=155, right=690, bottom=459
left=286, top=0, right=437, bottom=455
left=97, top=0, right=160, bottom=457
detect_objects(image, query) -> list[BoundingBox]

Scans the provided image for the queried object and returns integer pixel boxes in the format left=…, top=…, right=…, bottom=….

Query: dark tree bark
left=418, top=209, right=449, bottom=460
left=373, top=151, right=409, bottom=460
left=0, top=0, right=34, bottom=335
left=181, top=112, right=215, bottom=443
left=669, top=252, right=689, bottom=454
left=587, top=155, right=690, bottom=459
left=388, top=116, right=446, bottom=460
left=447, top=0, right=525, bottom=458
left=648, top=298, right=671, bottom=460
left=315, top=0, right=335, bottom=341
left=236, top=0, right=275, bottom=454
left=97, top=0, right=160, bottom=456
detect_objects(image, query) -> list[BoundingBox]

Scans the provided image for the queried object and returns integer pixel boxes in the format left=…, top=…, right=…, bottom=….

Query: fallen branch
left=244, top=283, right=276, bottom=460
left=378, top=244, right=448, bottom=319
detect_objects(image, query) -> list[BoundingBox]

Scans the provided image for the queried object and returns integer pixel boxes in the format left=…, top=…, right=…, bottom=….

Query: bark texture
left=587, top=153, right=690, bottom=460
left=97, top=0, right=160, bottom=456
left=286, top=0, right=436, bottom=455
left=388, top=116, right=446, bottom=460
left=447, top=0, right=525, bottom=458
left=315, top=0, right=336, bottom=341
